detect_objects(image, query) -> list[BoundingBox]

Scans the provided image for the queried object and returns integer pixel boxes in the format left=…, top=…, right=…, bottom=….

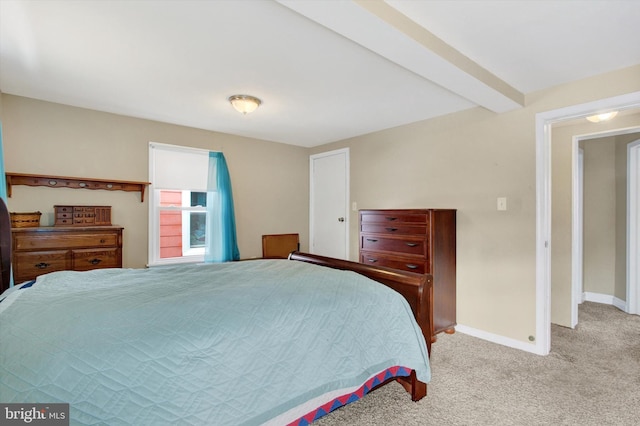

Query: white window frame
left=148, top=142, right=211, bottom=266
left=181, top=191, right=206, bottom=257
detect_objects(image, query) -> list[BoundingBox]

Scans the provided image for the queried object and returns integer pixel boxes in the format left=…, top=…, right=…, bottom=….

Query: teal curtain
left=204, top=152, right=240, bottom=262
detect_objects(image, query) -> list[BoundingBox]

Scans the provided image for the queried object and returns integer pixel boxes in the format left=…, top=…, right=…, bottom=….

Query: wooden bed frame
left=288, top=251, right=433, bottom=401
left=0, top=198, right=433, bottom=402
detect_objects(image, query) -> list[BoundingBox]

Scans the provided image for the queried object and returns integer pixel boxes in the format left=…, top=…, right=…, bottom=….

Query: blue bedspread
left=0, top=260, right=430, bottom=425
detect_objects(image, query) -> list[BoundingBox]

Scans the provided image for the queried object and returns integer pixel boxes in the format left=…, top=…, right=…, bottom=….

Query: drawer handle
left=366, top=258, right=378, bottom=263
left=385, top=227, right=398, bottom=232
left=35, top=262, right=51, bottom=269
left=385, top=217, right=398, bottom=221
left=366, top=238, right=378, bottom=242
left=88, top=258, right=102, bottom=265
left=406, top=264, right=419, bottom=269
left=100, top=239, right=106, bottom=244
left=405, top=242, right=419, bottom=247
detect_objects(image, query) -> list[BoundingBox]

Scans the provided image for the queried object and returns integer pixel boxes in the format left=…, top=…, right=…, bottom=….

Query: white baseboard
left=455, top=293, right=628, bottom=357
left=454, top=324, right=544, bottom=355
left=583, top=292, right=627, bottom=312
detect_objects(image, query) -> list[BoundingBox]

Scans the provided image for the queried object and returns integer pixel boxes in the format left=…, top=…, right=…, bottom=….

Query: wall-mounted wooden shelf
left=5, top=173, right=151, bottom=202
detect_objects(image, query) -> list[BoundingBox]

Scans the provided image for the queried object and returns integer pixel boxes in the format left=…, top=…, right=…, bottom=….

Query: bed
left=0, top=201, right=434, bottom=425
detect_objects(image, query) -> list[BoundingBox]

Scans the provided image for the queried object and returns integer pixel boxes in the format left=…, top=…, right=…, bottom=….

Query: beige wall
left=311, top=65, right=640, bottom=343
left=1, top=95, right=310, bottom=267
left=582, top=137, right=617, bottom=296
left=2, top=64, right=639, bottom=346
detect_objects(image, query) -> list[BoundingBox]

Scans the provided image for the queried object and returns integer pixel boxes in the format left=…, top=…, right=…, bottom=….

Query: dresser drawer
left=14, top=251, right=70, bottom=282
left=15, top=232, right=119, bottom=250
left=72, top=248, right=121, bottom=271
left=360, top=212, right=428, bottom=225
left=360, top=251, right=428, bottom=273
left=360, top=234, right=427, bottom=256
left=360, top=223, right=427, bottom=235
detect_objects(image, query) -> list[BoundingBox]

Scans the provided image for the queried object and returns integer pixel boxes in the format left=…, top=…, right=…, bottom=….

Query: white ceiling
left=1, top=0, right=639, bottom=147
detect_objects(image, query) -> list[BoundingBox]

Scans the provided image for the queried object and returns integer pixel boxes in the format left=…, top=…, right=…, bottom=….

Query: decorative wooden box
left=54, top=205, right=112, bottom=226
left=10, top=212, right=42, bottom=228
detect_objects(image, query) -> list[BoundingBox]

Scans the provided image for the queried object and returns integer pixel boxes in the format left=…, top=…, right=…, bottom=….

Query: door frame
left=628, top=138, right=640, bottom=314
left=571, top=146, right=584, bottom=327
left=309, top=148, right=350, bottom=258
left=570, top=128, right=640, bottom=325
left=536, top=90, right=640, bottom=356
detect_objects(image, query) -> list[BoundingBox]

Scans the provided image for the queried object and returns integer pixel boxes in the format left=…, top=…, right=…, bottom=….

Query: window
left=184, top=191, right=206, bottom=252
left=148, top=142, right=211, bottom=265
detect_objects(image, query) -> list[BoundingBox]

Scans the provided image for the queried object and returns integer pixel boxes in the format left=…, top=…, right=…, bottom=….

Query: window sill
left=147, top=256, right=204, bottom=268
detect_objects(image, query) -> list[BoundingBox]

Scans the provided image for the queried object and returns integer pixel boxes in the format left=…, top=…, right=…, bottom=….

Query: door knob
left=338, top=217, right=345, bottom=222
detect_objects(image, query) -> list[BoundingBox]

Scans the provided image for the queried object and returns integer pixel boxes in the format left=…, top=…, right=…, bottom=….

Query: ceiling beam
left=277, top=0, right=524, bottom=113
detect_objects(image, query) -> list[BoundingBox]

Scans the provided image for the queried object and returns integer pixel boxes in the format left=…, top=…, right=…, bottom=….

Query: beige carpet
left=315, top=302, right=640, bottom=425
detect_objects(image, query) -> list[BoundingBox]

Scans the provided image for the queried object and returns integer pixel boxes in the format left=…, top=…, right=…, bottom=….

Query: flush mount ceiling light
left=228, top=95, right=261, bottom=115
left=586, top=111, right=618, bottom=123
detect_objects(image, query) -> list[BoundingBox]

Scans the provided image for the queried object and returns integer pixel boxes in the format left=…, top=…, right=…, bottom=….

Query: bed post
left=397, top=370, right=427, bottom=401
left=0, top=198, right=11, bottom=293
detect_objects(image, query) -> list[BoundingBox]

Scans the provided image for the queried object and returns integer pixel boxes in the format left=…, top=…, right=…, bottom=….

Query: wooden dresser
left=11, top=226, right=123, bottom=283
left=359, top=209, right=456, bottom=337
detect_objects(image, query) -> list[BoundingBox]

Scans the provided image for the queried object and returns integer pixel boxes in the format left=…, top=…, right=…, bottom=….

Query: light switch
left=352, top=202, right=358, bottom=212
left=497, top=197, right=507, bottom=211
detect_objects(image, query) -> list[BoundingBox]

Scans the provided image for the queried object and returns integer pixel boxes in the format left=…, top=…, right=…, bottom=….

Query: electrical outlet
left=497, top=197, right=507, bottom=211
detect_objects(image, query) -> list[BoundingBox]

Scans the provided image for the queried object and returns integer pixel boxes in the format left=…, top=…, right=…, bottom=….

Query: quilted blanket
left=0, top=260, right=430, bottom=425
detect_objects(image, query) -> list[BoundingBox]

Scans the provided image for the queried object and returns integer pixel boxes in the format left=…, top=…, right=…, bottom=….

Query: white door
left=309, top=148, right=349, bottom=259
